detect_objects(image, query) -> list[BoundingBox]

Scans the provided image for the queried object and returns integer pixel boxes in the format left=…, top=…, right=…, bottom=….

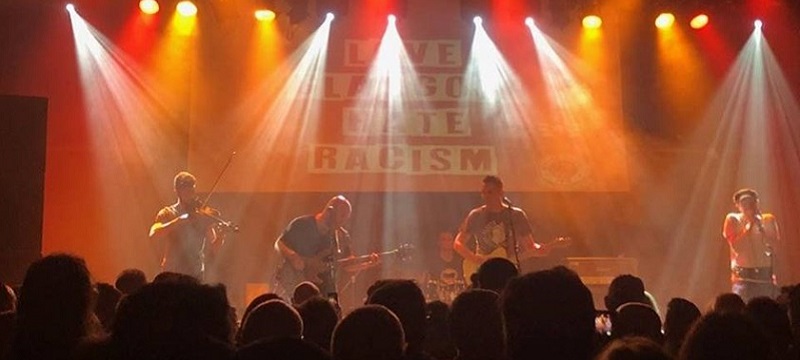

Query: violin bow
left=199, top=151, right=236, bottom=209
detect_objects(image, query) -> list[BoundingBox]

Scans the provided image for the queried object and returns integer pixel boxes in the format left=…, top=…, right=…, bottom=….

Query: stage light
left=254, top=9, right=276, bottom=21
left=176, top=1, right=197, bottom=17
left=582, top=15, right=602, bottom=29
left=388, top=14, right=396, bottom=24
left=689, top=14, right=708, bottom=29
left=139, top=0, right=160, bottom=15
left=66, top=3, right=75, bottom=12
left=754, top=19, right=763, bottom=29
left=524, top=17, right=534, bottom=27
left=655, top=13, right=675, bottom=29
left=326, top=12, right=334, bottom=22
left=473, top=16, right=482, bottom=26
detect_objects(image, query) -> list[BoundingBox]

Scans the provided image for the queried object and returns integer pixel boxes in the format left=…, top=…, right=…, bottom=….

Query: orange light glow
left=582, top=15, right=602, bottom=29
left=139, top=0, right=159, bottom=15
left=655, top=13, right=675, bottom=29
left=690, top=14, right=709, bottom=29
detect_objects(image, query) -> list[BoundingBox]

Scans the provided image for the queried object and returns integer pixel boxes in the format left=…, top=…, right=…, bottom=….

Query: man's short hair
left=483, top=175, right=503, bottom=189
left=174, top=171, right=196, bottom=190
left=325, top=195, right=352, bottom=213
left=733, top=188, right=759, bottom=203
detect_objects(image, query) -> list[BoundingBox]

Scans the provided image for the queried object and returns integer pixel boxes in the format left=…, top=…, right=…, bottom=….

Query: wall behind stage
left=189, top=0, right=629, bottom=193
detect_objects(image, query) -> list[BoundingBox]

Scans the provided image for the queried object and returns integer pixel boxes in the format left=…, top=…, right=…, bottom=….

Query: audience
left=4, top=254, right=798, bottom=360
left=596, top=336, right=670, bottom=360
left=744, top=297, right=792, bottom=360
left=110, top=280, right=235, bottom=359
left=293, top=281, right=322, bottom=305
left=711, top=292, right=746, bottom=314
left=297, top=296, right=340, bottom=352
left=501, top=266, right=595, bottom=360
left=475, top=258, right=518, bottom=294
left=93, top=283, right=122, bottom=333
left=663, top=297, right=701, bottom=357
left=612, top=302, right=663, bottom=344
left=423, top=301, right=456, bottom=360
left=678, top=311, right=775, bottom=360
left=238, top=299, right=302, bottom=346
left=332, top=304, right=405, bottom=360
left=12, top=254, right=97, bottom=360
left=366, top=279, right=432, bottom=360
left=113, top=269, right=147, bottom=296
left=450, top=289, right=505, bottom=360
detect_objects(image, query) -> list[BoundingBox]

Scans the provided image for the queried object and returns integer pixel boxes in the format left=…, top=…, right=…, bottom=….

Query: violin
left=186, top=197, right=239, bottom=233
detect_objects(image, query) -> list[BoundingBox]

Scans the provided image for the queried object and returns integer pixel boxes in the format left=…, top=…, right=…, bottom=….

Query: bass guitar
left=275, top=243, right=415, bottom=295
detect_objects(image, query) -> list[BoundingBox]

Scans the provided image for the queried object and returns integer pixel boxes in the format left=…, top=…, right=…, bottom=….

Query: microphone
left=754, top=213, right=765, bottom=232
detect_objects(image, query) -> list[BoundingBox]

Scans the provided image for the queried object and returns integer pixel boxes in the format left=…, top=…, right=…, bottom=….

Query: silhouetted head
left=679, top=312, right=775, bottom=360
left=450, top=289, right=505, bottom=360
left=114, top=269, right=147, bottom=295
left=239, top=299, right=303, bottom=346
left=502, top=266, right=595, bottom=360
left=476, top=257, right=518, bottom=293
left=663, top=297, right=701, bottom=356
left=366, top=279, right=426, bottom=354
left=605, top=274, right=648, bottom=312
left=293, top=281, right=321, bottom=305
left=596, top=336, right=670, bottom=360
left=613, top=302, right=663, bottom=344
left=297, top=296, right=339, bottom=351
left=13, top=254, right=95, bottom=358
left=712, top=292, right=746, bottom=314
left=332, top=305, right=405, bottom=360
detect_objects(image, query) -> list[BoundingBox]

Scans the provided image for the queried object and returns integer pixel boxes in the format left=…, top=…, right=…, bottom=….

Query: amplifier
left=565, top=257, right=638, bottom=285
left=566, top=257, right=638, bottom=310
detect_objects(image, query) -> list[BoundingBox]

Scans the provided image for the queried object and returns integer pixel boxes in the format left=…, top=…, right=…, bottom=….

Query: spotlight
left=524, top=17, right=534, bottom=27
left=65, top=3, right=75, bottom=12
left=139, top=0, right=160, bottom=15
left=655, top=13, right=675, bottom=29
left=473, top=16, right=482, bottom=26
left=582, top=15, right=602, bottom=29
left=754, top=19, right=763, bottom=29
left=254, top=9, right=276, bottom=21
left=176, top=1, right=197, bottom=17
left=689, top=14, right=708, bottom=29
left=326, top=12, right=335, bottom=22
left=388, top=14, right=396, bottom=24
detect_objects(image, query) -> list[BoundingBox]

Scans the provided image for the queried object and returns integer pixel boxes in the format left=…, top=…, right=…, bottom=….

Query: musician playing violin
left=149, top=171, right=223, bottom=280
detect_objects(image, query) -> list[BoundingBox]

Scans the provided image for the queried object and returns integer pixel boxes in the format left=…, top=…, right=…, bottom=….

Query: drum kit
left=424, top=268, right=466, bottom=304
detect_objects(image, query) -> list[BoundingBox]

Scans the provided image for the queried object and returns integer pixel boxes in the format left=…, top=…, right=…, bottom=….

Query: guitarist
left=274, top=195, right=373, bottom=295
left=454, top=176, right=551, bottom=281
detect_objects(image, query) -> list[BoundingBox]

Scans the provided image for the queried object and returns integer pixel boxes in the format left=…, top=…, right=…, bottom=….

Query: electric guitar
left=275, top=243, right=415, bottom=294
left=461, top=236, right=571, bottom=280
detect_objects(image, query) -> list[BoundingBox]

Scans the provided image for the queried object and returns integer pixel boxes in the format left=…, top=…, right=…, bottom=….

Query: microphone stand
left=755, top=215, right=776, bottom=297
left=504, top=198, right=521, bottom=269
left=327, top=227, right=342, bottom=300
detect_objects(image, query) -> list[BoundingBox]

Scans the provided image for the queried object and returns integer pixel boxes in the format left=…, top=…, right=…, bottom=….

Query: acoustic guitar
left=461, top=237, right=571, bottom=280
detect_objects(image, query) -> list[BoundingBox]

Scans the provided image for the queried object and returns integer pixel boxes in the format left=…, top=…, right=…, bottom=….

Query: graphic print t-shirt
left=459, top=206, right=533, bottom=256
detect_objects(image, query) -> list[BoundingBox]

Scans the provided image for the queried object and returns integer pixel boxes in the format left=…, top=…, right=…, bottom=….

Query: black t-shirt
left=155, top=203, right=209, bottom=279
left=280, top=215, right=351, bottom=293
left=429, top=252, right=465, bottom=285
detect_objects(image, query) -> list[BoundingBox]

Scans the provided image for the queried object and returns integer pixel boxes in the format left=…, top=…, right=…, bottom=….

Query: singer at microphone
left=722, top=188, right=781, bottom=302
